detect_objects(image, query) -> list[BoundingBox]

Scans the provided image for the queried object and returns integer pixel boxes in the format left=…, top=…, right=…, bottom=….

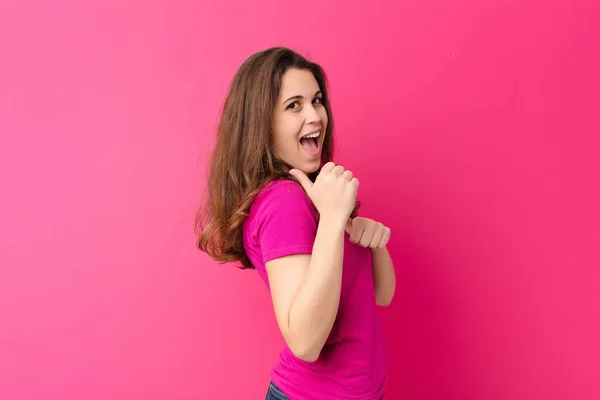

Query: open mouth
left=299, top=131, right=321, bottom=155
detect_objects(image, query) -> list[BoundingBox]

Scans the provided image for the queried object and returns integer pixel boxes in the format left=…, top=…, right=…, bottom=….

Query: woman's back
left=242, top=179, right=386, bottom=399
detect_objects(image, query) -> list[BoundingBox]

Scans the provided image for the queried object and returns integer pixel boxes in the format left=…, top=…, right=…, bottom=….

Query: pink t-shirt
left=242, top=179, right=386, bottom=400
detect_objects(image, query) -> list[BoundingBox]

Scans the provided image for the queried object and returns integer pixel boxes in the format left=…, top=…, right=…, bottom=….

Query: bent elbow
left=290, top=344, right=320, bottom=363
left=376, top=294, right=393, bottom=307
left=297, top=352, right=320, bottom=363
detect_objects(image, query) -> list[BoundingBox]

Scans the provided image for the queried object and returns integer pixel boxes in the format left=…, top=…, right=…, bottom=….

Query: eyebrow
left=282, top=90, right=323, bottom=106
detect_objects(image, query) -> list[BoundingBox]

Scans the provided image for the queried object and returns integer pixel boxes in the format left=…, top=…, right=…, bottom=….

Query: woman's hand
left=290, top=162, right=359, bottom=226
left=345, top=217, right=391, bottom=249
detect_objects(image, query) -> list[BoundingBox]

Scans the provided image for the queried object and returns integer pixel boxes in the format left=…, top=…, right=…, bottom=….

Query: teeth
left=302, top=132, right=320, bottom=139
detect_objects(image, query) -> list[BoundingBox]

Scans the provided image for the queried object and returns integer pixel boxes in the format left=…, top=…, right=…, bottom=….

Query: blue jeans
left=265, top=381, right=290, bottom=400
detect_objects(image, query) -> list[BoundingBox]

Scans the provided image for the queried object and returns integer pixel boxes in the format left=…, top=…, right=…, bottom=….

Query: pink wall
left=1, top=0, right=599, bottom=399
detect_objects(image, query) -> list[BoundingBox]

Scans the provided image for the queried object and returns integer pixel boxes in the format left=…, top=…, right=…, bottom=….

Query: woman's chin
left=300, top=162, right=320, bottom=174
left=285, top=158, right=321, bottom=175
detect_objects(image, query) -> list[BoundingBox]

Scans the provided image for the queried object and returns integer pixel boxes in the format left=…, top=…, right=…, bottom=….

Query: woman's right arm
left=266, top=214, right=346, bottom=362
left=265, top=162, right=358, bottom=362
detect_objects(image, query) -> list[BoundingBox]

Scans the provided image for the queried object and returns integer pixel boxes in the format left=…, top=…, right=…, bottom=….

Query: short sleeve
left=253, top=180, right=318, bottom=263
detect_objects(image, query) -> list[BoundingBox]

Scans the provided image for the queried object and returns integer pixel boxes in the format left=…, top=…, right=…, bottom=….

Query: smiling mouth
left=299, top=131, right=321, bottom=154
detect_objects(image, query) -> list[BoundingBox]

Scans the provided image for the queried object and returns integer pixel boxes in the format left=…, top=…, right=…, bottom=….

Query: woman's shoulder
left=249, top=178, right=315, bottom=220
left=246, top=178, right=318, bottom=238
left=255, top=178, right=306, bottom=204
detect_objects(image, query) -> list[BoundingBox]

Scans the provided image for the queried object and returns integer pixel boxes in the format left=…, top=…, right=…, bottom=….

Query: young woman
left=196, top=47, right=396, bottom=400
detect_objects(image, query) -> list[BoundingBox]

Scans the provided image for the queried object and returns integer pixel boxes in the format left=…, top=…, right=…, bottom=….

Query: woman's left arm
left=346, top=217, right=396, bottom=306
left=370, top=247, right=396, bottom=306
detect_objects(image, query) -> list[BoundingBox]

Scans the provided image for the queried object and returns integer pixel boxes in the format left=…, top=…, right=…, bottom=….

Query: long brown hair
left=195, top=47, right=358, bottom=269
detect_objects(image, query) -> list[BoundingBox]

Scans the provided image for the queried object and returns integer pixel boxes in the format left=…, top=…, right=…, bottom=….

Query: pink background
left=1, top=0, right=599, bottom=399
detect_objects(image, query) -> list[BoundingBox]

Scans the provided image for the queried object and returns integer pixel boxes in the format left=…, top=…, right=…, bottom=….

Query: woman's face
left=272, top=68, right=328, bottom=174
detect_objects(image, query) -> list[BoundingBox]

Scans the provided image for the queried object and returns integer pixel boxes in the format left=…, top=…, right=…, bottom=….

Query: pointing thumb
left=289, top=169, right=312, bottom=190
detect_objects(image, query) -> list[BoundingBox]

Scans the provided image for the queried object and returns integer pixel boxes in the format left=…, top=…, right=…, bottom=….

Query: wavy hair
left=195, top=47, right=358, bottom=269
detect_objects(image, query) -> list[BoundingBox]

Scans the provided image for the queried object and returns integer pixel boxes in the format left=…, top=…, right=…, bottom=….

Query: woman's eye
left=313, top=97, right=323, bottom=105
left=287, top=102, right=299, bottom=110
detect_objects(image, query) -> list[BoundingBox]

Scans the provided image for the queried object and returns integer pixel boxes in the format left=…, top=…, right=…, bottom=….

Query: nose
left=304, top=103, right=321, bottom=125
